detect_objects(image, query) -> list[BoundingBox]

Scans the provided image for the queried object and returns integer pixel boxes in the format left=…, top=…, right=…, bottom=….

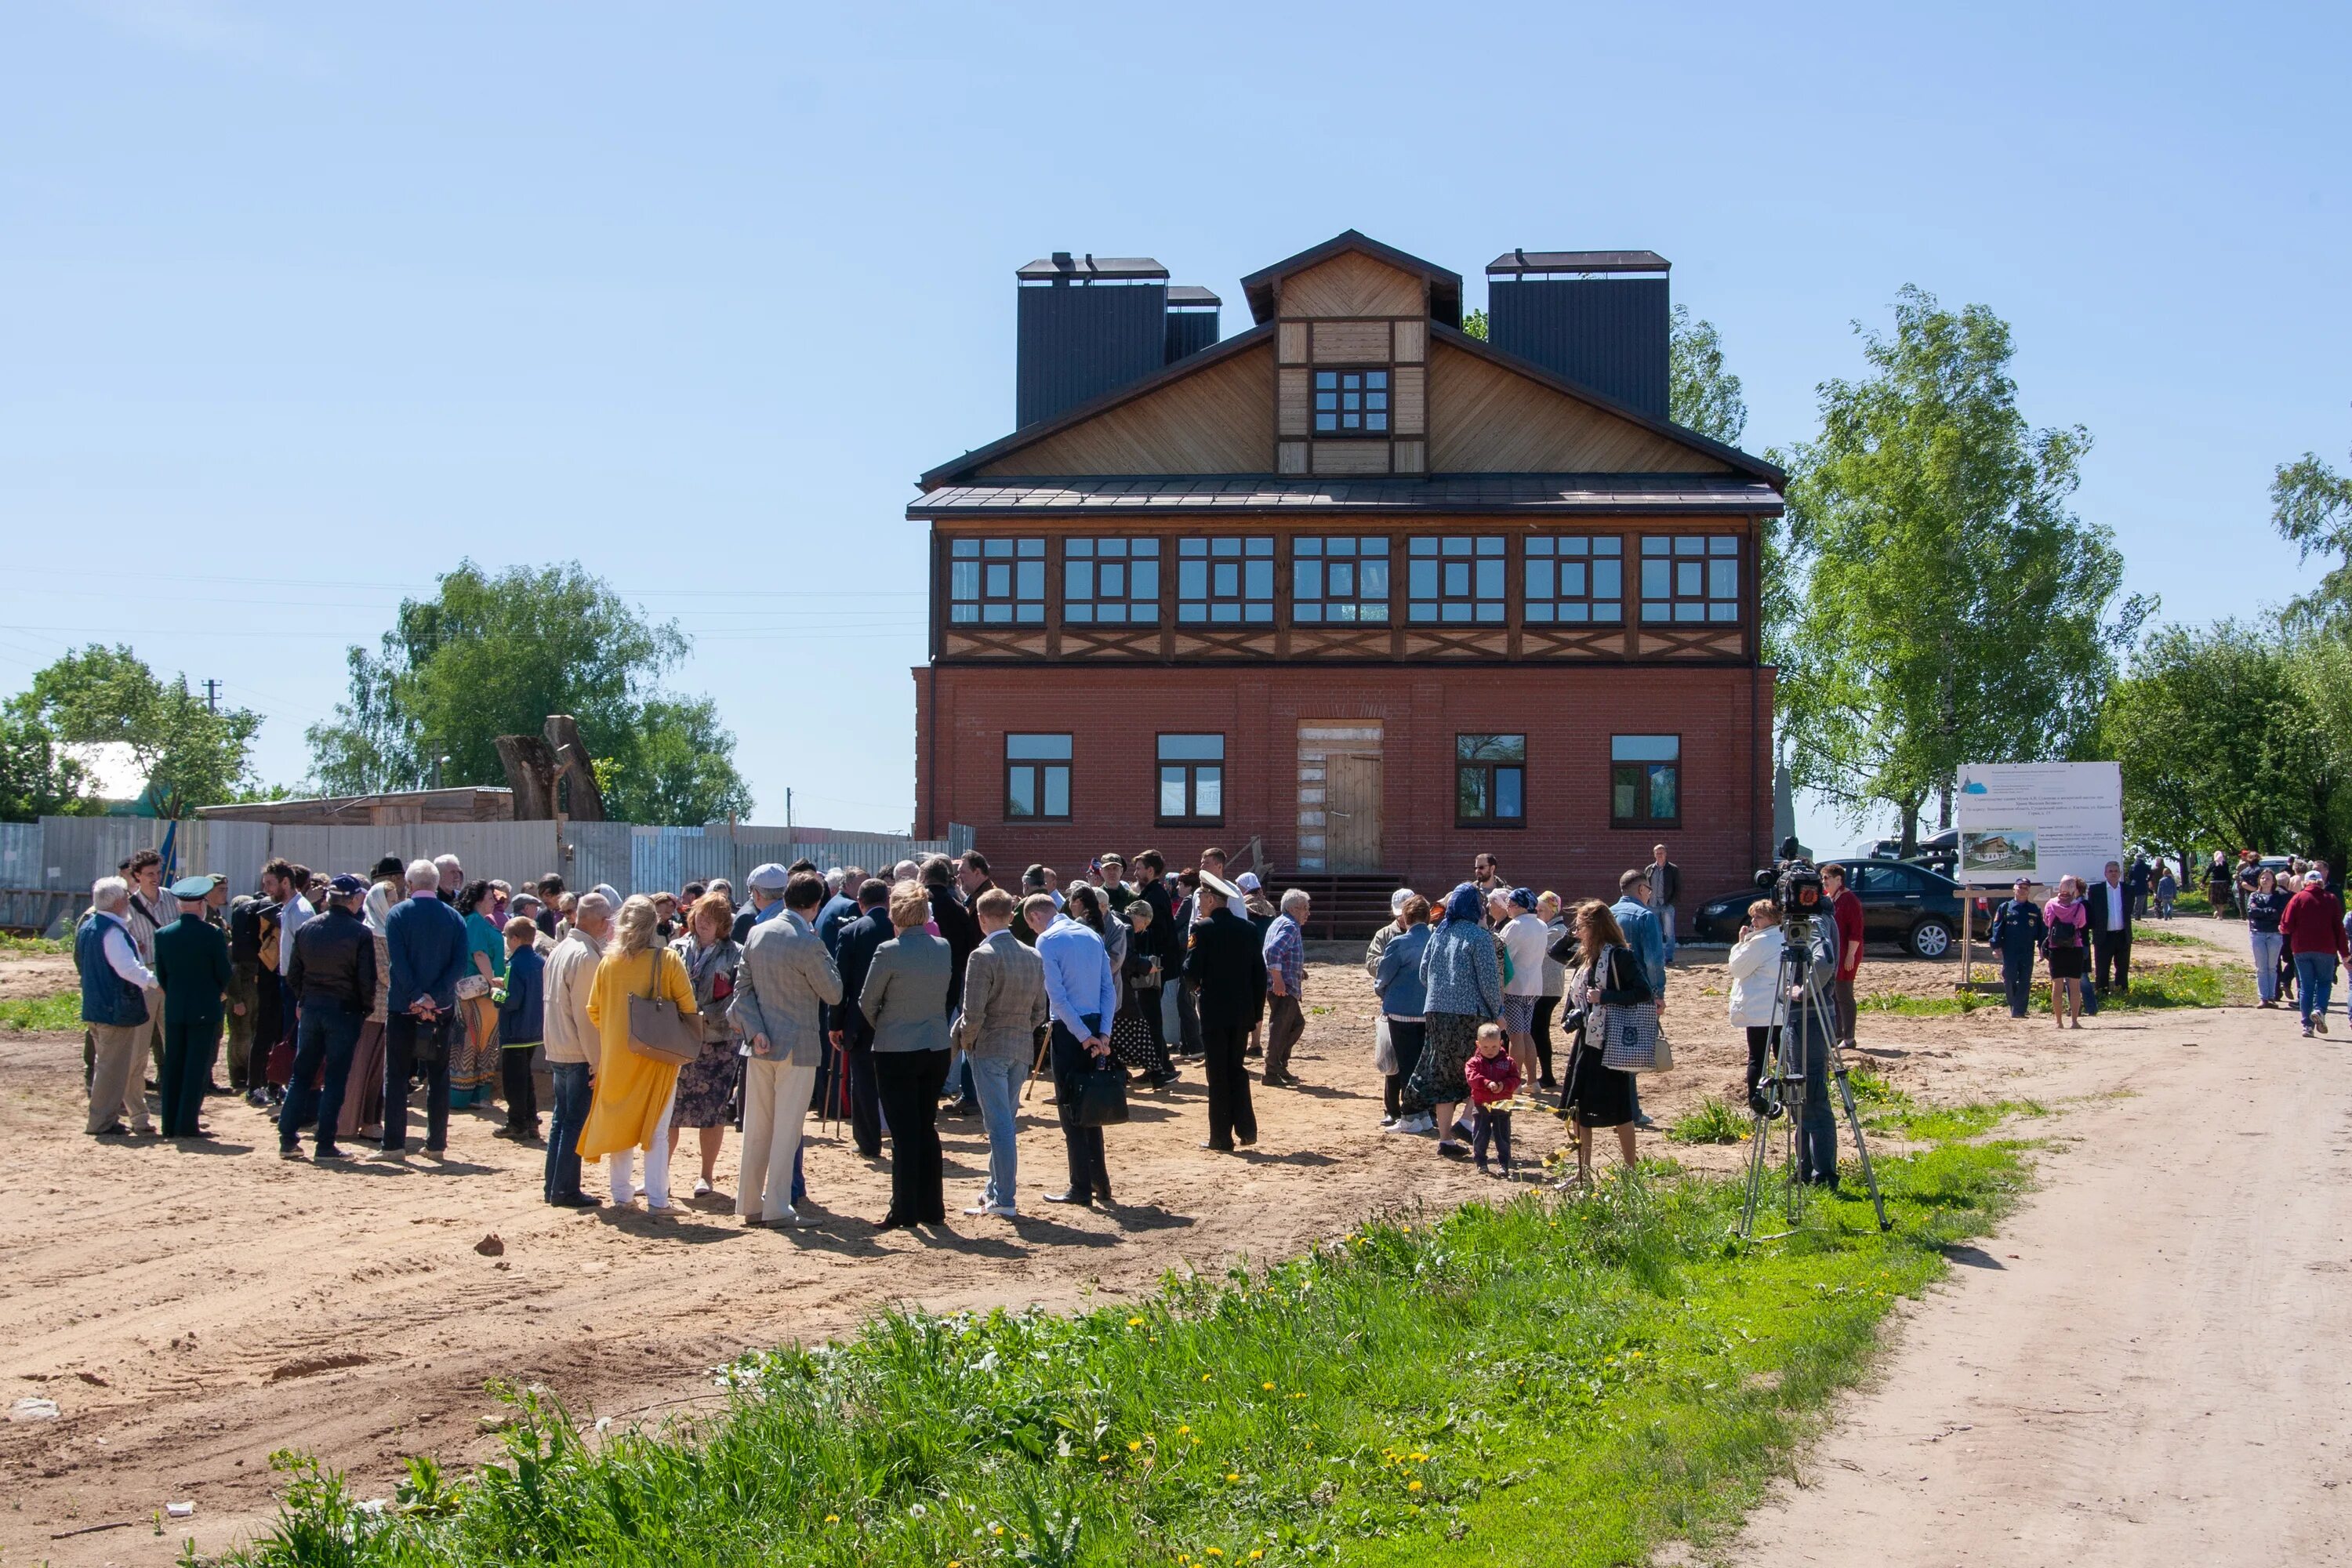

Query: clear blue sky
left=5, top=1, right=2345, bottom=855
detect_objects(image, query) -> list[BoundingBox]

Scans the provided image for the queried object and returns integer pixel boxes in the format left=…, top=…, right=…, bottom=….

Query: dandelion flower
left=1129, top=1439, right=1144, bottom=1452
left=1203, top=1373, right=1214, bottom=1382
left=1177, top=1424, right=1191, bottom=1434
left=1261, top=1381, right=1276, bottom=1391
left=1128, top=1317, right=1145, bottom=1327
left=1408, top=1479, right=1424, bottom=1493
left=823, top=1515, right=840, bottom=1524
left=1207, top=1552, right=1224, bottom=1559
left=1409, top=1452, right=1427, bottom=1462
left=1225, top=1472, right=1241, bottom=1483
left=1250, top=1554, right=1265, bottom=1562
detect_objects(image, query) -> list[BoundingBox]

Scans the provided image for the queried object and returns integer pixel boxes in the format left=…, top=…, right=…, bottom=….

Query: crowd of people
left=70, top=837, right=1745, bottom=1219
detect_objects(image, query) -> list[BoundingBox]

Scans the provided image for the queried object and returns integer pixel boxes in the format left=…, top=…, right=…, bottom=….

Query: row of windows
left=948, top=534, right=1742, bottom=627
left=1002, top=731, right=1681, bottom=829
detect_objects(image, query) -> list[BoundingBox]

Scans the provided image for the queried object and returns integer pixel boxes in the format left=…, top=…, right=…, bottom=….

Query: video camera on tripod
left=1754, top=836, right=1826, bottom=939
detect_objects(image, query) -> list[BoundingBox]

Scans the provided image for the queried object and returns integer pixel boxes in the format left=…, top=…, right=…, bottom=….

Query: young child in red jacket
left=1465, top=1022, right=1522, bottom=1175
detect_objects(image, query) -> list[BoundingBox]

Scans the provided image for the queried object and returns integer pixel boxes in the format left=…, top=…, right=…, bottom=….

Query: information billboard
left=1952, top=762, right=2123, bottom=890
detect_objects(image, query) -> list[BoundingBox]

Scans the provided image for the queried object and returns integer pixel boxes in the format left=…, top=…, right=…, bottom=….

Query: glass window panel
left=1477, top=537, right=1504, bottom=556
left=1179, top=604, right=1206, bottom=623
left=1613, top=765, right=1639, bottom=821
left=1457, top=768, right=1489, bottom=819
left=1709, top=602, right=1740, bottom=622
left=1098, top=539, right=1126, bottom=557
left=1526, top=560, right=1553, bottom=597
left=1065, top=563, right=1091, bottom=600
left=1101, top=563, right=1124, bottom=597
left=1132, top=563, right=1157, bottom=598
left=1642, top=561, right=1671, bottom=597
left=984, top=602, right=1013, bottom=624
left=1475, top=560, right=1503, bottom=597
left=1676, top=562, right=1703, bottom=596
left=1675, top=602, right=1705, bottom=622
left=1196, top=768, right=1221, bottom=817
left=1329, top=561, right=1353, bottom=597
left=1361, top=561, right=1388, bottom=597
left=1018, top=601, right=1043, bottom=622
left=1442, top=601, right=1472, bottom=623
left=1595, top=537, right=1621, bottom=556
left=1007, top=733, right=1073, bottom=760
left=1410, top=537, right=1438, bottom=556
left=1526, top=602, right=1554, bottom=623
left=1562, top=603, right=1589, bottom=623
left=1295, top=561, right=1323, bottom=600
left=1710, top=535, right=1738, bottom=555
left=1526, top=537, right=1555, bottom=558
left=1642, top=536, right=1670, bottom=556
left=1562, top=536, right=1590, bottom=556
left=1593, top=601, right=1620, bottom=620
left=951, top=562, right=980, bottom=599
left=985, top=539, right=1014, bottom=558
left=1367, top=412, right=1387, bottom=430
left=1245, top=601, right=1272, bottom=621
left=1160, top=769, right=1187, bottom=818
left=1043, top=766, right=1069, bottom=818
left=1018, top=539, right=1044, bottom=557
left=1159, top=734, right=1224, bottom=760
left=1066, top=539, right=1094, bottom=559
left=1213, top=538, right=1242, bottom=557
left=1295, top=537, right=1323, bottom=557
left=1179, top=561, right=1207, bottom=597
left=1362, top=603, right=1388, bottom=622
left=1642, top=601, right=1671, bottom=622
left=1211, top=602, right=1240, bottom=623
left=1368, top=371, right=1388, bottom=388
left=1409, top=602, right=1438, bottom=621
left=1316, top=371, right=1337, bottom=388
left=1213, top=562, right=1239, bottom=597
left=1244, top=561, right=1272, bottom=597
left=1134, top=539, right=1159, bottom=558
left=1443, top=561, right=1469, bottom=596
left=953, top=540, right=980, bottom=558
left=1675, top=536, right=1704, bottom=556
left=1410, top=560, right=1437, bottom=596
left=1561, top=561, right=1586, bottom=596
left=1611, top=735, right=1679, bottom=762
left=1594, top=561, right=1622, bottom=597
left=1007, top=771, right=1036, bottom=817
left=1709, top=559, right=1737, bottom=598
left=1065, top=604, right=1094, bottom=624
left=1017, top=561, right=1044, bottom=598
left=1443, top=537, right=1472, bottom=557
left=1475, top=601, right=1504, bottom=623
left=950, top=604, right=978, bottom=624
left=1363, top=537, right=1388, bottom=556
left=1496, top=768, right=1523, bottom=821
left=1180, top=539, right=1207, bottom=557
left=986, top=564, right=1011, bottom=597
left=1296, top=603, right=1323, bottom=622
left=1646, top=764, right=1678, bottom=820
left=1327, top=536, right=1355, bottom=556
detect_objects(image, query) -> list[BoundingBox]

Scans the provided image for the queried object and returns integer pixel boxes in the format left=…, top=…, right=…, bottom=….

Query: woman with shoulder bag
left=667, top=892, right=746, bottom=1200
left=1109, top=895, right=1177, bottom=1088
left=2042, top=875, right=2090, bottom=1030
left=580, top=895, right=701, bottom=1214
left=1407, top=884, right=1504, bottom=1162
left=1374, top=895, right=1433, bottom=1131
left=1561, top=898, right=1646, bottom=1185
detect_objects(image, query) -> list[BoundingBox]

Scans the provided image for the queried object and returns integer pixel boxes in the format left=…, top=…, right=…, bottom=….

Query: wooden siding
left=1278, top=440, right=1308, bottom=474
left=977, top=343, right=1276, bottom=476
left=1392, top=437, right=1425, bottom=474
left=1277, top=321, right=1308, bottom=364
left=1392, top=365, right=1425, bottom=435
left=1392, top=318, right=1425, bottom=364
left=1312, top=440, right=1391, bottom=476
left=1312, top=320, right=1391, bottom=363
left=1278, top=368, right=1310, bottom=437
left=1425, top=341, right=1736, bottom=474
left=1278, top=252, right=1426, bottom=320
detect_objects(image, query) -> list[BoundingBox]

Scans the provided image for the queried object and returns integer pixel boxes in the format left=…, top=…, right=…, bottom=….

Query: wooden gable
left=975, top=340, right=1274, bottom=477
left=1426, top=339, right=1735, bottom=474
left=1276, top=251, right=1426, bottom=319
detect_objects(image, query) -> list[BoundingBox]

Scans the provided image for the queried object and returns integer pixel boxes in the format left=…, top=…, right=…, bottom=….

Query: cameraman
left=1782, top=898, right=1843, bottom=1185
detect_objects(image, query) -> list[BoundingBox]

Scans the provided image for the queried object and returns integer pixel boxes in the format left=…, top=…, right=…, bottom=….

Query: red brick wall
left=914, top=662, right=1774, bottom=913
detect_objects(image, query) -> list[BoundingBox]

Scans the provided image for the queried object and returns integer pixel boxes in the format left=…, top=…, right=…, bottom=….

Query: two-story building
left=910, top=230, right=1783, bottom=929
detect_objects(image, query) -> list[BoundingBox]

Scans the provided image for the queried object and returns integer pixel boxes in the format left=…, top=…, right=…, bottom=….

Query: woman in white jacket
left=1725, top=898, right=1785, bottom=1112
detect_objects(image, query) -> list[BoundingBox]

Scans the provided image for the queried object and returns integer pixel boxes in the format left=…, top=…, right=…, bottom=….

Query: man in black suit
left=2087, top=859, right=2134, bottom=996
left=1181, top=872, right=1268, bottom=1152
left=827, top=878, right=895, bottom=1157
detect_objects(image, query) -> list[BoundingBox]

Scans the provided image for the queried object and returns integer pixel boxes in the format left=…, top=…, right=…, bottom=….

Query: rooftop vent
left=1014, top=254, right=1220, bottom=427
left=1486, top=249, right=1671, bottom=420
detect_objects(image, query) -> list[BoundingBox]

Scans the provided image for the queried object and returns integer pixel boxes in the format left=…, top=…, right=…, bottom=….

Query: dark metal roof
left=1168, top=285, right=1221, bottom=307
left=909, top=474, right=1782, bottom=518
left=1238, top=230, right=1463, bottom=328
left=917, top=323, right=1276, bottom=491
left=1016, top=253, right=1168, bottom=281
left=1487, top=249, right=1670, bottom=276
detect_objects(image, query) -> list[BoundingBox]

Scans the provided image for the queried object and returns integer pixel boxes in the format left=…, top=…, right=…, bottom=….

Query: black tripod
left=1736, top=913, right=1889, bottom=1240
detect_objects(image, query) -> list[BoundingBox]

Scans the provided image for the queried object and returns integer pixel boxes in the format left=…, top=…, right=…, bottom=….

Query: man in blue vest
left=78, top=876, right=155, bottom=1137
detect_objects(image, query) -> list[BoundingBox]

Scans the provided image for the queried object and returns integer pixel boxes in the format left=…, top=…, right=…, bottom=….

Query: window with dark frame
left=1312, top=368, right=1389, bottom=434
left=1292, top=536, right=1392, bottom=622
left=1063, top=538, right=1160, bottom=625
left=1638, top=535, right=1740, bottom=624
left=1004, top=733, right=1072, bottom=821
left=1156, top=733, right=1225, bottom=824
left=1407, top=536, right=1508, bottom=623
left=1457, top=734, right=1526, bottom=826
left=1610, top=735, right=1680, bottom=826
left=1177, top=536, right=1275, bottom=623
left=949, top=538, right=1047, bottom=625
left=1523, top=535, right=1625, bottom=623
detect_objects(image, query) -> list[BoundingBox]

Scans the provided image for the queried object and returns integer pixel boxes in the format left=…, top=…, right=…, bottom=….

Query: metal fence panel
left=562, top=822, right=632, bottom=900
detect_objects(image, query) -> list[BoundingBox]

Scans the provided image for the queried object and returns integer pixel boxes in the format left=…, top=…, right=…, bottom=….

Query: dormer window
left=1313, top=369, right=1389, bottom=434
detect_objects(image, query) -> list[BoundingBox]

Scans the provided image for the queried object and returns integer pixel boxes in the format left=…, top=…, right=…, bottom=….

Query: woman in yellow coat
left=581, top=895, right=699, bottom=1213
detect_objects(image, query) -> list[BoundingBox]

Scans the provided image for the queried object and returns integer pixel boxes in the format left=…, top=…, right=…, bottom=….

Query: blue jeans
left=545, top=1061, right=593, bottom=1201
left=279, top=1003, right=364, bottom=1152
left=2249, top=931, right=2283, bottom=1003
left=2295, top=952, right=2336, bottom=1025
left=967, top=1054, right=1028, bottom=1209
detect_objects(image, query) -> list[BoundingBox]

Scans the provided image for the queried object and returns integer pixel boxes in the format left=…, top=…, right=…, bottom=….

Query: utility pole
left=786, top=787, right=793, bottom=835
left=201, top=678, right=221, bottom=713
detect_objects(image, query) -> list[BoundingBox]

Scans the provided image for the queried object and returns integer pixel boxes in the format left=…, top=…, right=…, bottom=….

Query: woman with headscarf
left=667, top=891, right=746, bottom=1200
left=580, top=895, right=700, bottom=1213
left=1407, top=883, right=1503, bottom=1161
left=452, top=880, right=506, bottom=1107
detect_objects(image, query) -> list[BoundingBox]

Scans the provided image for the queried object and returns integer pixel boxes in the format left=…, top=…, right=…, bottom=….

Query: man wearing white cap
left=732, top=862, right=791, bottom=944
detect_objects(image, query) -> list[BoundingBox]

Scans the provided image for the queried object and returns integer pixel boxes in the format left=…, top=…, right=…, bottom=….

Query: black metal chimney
left=1014, top=253, right=1171, bottom=427
left=1486, top=250, right=1671, bottom=420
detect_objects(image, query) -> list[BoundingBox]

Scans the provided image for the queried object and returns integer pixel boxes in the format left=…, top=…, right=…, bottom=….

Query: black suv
left=1689, top=858, right=1964, bottom=959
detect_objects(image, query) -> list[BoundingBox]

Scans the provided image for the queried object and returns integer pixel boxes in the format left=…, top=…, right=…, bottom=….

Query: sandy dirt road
left=1733, top=922, right=2352, bottom=1566
left=0, top=928, right=2280, bottom=1565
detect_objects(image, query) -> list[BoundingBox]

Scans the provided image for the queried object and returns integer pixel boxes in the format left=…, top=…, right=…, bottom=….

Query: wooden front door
left=1325, top=752, right=1384, bottom=872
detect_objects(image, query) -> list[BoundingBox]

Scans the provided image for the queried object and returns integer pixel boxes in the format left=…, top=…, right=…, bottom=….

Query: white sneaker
left=962, top=1201, right=1018, bottom=1218
left=1385, top=1113, right=1436, bottom=1135
left=692, top=1177, right=713, bottom=1198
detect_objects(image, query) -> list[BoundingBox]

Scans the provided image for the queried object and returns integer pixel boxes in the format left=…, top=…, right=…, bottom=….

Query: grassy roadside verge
left=228, top=1123, right=2034, bottom=1568
left=0, top=989, right=79, bottom=1032
left=1862, top=960, right=2249, bottom=1016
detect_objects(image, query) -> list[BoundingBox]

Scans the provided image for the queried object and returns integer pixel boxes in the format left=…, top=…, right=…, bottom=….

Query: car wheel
left=1909, top=918, right=1953, bottom=960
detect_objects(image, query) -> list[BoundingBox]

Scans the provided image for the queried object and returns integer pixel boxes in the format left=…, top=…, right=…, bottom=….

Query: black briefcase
left=1073, top=1060, right=1131, bottom=1127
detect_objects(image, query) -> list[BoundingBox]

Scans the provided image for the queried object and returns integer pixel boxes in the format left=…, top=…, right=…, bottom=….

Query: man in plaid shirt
left=1261, top=889, right=1310, bottom=1089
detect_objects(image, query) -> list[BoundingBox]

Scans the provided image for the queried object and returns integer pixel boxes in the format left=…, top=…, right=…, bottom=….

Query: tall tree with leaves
left=1667, top=303, right=1748, bottom=446
left=2271, top=424, right=2352, bottom=620
left=0, top=710, right=95, bottom=822
left=307, top=561, right=753, bottom=824
left=13, top=646, right=261, bottom=818
left=1773, top=287, right=2148, bottom=851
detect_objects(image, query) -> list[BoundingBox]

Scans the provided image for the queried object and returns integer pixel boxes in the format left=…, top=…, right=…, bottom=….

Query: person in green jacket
left=153, top=874, right=233, bottom=1138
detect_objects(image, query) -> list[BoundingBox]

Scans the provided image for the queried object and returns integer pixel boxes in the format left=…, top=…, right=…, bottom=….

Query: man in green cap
left=153, top=874, right=232, bottom=1138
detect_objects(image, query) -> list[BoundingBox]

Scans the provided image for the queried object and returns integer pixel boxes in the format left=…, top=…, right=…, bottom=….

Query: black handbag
left=1073, top=1058, right=1131, bottom=1127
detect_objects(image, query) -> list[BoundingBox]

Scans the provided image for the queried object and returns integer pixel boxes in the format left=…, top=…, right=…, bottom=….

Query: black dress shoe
left=873, top=1214, right=910, bottom=1231
left=549, top=1193, right=598, bottom=1208
left=1199, top=1140, right=1235, bottom=1152
left=1042, top=1189, right=1094, bottom=1207
left=1091, top=1185, right=1114, bottom=1205
left=91, top=1124, right=129, bottom=1138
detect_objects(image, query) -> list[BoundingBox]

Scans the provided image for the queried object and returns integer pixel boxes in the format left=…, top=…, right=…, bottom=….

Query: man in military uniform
left=152, top=874, right=232, bottom=1138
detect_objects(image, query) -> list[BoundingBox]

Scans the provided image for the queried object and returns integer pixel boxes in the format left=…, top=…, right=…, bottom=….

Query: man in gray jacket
left=729, top=872, right=840, bottom=1227
left=952, top=887, right=1049, bottom=1218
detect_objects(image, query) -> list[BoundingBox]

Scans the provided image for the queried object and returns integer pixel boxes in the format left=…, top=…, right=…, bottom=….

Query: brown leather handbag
left=626, top=949, right=702, bottom=1066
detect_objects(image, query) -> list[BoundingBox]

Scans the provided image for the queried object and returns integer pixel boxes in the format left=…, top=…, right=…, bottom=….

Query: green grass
left=0, top=990, right=79, bottom=1032
left=0, top=933, right=67, bottom=956
left=2130, top=923, right=2200, bottom=947
left=1841, top=1071, right=2045, bottom=1142
left=227, top=1135, right=2033, bottom=1568
left=1664, top=1095, right=1749, bottom=1145
left=1858, top=958, right=2249, bottom=1017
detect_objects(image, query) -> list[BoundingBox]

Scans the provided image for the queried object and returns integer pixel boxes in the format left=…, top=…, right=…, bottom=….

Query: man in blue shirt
left=1610, top=868, right=1664, bottom=1129
left=1035, top=902, right=1119, bottom=1207
left=1261, top=890, right=1310, bottom=1088
left=382, top=858, right=470, bottom=1156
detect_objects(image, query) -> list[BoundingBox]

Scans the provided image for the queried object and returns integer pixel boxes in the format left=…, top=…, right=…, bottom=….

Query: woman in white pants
left=581, top=896, right=696, bottom=1213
